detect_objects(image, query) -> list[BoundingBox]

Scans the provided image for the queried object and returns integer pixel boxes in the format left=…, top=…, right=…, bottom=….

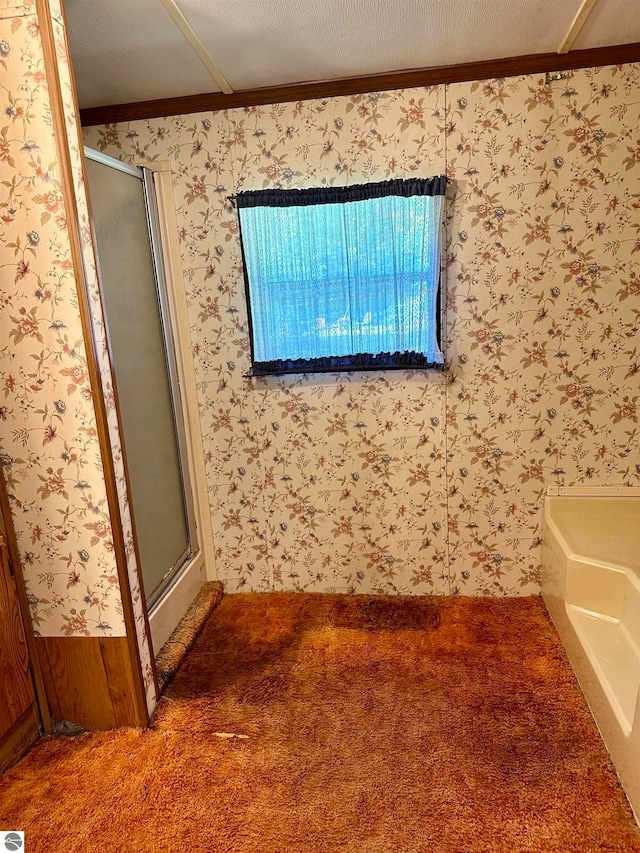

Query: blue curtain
left=236, top=177, right=447, bottom=375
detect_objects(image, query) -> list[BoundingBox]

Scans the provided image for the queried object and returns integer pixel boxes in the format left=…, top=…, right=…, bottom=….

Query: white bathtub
left=542, top=486, right=640, bottom=822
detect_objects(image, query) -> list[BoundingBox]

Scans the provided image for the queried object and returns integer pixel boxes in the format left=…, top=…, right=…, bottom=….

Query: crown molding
left=80, top=41, right=640, bottom=126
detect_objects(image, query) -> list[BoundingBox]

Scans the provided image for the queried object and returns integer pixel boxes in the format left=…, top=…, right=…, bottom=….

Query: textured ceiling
left=64, top=0, right=638, bottom=109
left=573, top=0, right=640, bottom=49
left=181, top=0, right=572, bottom=90
left=65, top=0, right=222, bottom=108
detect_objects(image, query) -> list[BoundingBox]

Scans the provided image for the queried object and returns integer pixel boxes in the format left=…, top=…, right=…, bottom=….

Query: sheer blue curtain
left=236, top=177, right=447, bottom=375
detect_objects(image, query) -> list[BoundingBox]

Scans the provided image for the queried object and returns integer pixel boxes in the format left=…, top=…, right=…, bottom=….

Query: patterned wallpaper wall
left=0, top=0, right=126, bottom=635
left=445, top=69, right=640, bottom=592
left=84, top=63, right=640, bottom=596
left=49, top=0, right=156, bottom=703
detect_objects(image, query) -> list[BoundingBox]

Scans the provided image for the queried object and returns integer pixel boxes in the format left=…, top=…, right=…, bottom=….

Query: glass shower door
left=84, top=149, right=196, bottom=608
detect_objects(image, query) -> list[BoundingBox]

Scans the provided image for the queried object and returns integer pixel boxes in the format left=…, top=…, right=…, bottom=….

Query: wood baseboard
left=35, top=636, right=147, bottom=731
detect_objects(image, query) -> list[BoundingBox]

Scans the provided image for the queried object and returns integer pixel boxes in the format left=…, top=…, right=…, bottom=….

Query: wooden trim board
left=559, top=0, right=599, bottom=54
left=158, top=0, right=233, bottom=93
left=80, top=41, right=640, bottom=126
left=36, top=636, right=146, bottom=730
left=36, top=0, right=153, bottom=725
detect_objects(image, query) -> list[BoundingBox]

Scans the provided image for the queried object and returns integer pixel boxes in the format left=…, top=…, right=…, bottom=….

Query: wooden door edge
left=0, top=470, right=51, bottom=732
left=0, top=703, right=40, bottom=775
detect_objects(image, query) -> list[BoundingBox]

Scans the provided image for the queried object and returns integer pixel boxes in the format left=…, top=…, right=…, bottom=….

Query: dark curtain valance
left=234, top=176, right=448, bottom=209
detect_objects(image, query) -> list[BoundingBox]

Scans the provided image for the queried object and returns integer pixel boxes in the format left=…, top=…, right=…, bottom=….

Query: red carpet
left=0, top=593, right=638, bottom=852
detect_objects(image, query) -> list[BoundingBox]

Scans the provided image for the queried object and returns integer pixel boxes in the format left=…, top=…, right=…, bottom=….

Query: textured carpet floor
left=1, top=594, right=639, bottom=852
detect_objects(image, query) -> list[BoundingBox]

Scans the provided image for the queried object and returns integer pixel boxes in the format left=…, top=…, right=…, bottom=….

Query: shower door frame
left=84, top=147, right=209, bottom=619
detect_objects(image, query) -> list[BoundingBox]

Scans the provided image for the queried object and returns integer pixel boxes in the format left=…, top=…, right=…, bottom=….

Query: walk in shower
left=84, top=148, right=197, bottom=610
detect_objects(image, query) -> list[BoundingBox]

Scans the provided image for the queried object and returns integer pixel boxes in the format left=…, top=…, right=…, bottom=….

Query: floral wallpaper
left=0, top=0, right=35, bottom=16
left=0, top=4, right=126, bottom=634
left=85, top=88, right=451, bottom=597
left=49, top=0, right=156, bottom=706
left=445, top=68, right=640, bottom=592
left=84, top=63, right=640, bottom=597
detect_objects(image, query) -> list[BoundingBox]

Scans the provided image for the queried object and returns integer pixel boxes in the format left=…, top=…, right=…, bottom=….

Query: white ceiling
left=573, top=0, right=639, bottom=49
left=64, top=0, right=640, bottom=109
left=65, top=0, right=222, bottom=106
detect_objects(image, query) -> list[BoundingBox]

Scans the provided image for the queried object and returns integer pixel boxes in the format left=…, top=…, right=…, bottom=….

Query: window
left=235, top=176, right=447, bottom=376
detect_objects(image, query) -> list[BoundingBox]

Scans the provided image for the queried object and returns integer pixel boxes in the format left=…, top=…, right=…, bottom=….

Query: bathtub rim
left=546, top=485, right=640, bottom=497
